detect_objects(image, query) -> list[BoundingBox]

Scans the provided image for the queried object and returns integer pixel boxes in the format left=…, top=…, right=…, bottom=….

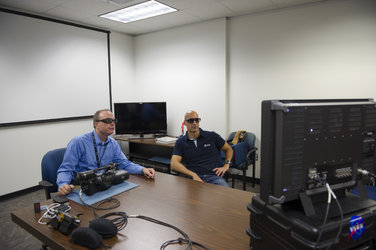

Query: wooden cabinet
left=114, top=136, right=175, bottom=173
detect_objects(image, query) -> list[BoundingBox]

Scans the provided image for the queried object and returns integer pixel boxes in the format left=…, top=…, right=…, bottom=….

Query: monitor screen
left=260, top=99, right=376, bottom=205
left=114, top=102, right=167, bottom=135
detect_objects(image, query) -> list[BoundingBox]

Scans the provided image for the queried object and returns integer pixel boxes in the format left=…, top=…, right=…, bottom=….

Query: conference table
left=11, top=172, right=254, bottom=249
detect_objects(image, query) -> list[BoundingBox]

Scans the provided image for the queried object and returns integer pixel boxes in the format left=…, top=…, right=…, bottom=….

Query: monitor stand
left=297, top=184, right=374, bottom=218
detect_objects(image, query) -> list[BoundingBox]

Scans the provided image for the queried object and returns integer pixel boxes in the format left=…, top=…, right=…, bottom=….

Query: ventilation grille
left=348, top=107, right=361, bottom=131
left=365, top=106, right=376, bottom=129
left=308, top=108, right=322, bottom=133
left=283, top=108, right=305, bottom=192
left=328, top=108, right=343, bottom=133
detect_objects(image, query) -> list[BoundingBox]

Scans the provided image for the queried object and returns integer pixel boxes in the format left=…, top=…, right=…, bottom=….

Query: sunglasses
left=185, top=118, right=201, bottom=124
left=96, top=118, right=117, bottom=124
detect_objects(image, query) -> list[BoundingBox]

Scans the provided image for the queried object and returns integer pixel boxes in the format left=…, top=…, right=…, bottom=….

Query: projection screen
left=0, top=9, right=111, bottom=126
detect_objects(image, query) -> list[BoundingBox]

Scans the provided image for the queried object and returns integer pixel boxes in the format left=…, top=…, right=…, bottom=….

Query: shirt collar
left=93, top=130, right=110, bottom=145
left=184, top=128, right=204, bottom=141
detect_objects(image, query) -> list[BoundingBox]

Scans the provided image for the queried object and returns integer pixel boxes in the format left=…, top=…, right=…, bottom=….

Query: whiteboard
left=0, top=9, right=111, bottom=126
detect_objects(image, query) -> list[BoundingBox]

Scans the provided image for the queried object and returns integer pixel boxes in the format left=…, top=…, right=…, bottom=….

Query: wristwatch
left=225, top=160, right=231, bottom=164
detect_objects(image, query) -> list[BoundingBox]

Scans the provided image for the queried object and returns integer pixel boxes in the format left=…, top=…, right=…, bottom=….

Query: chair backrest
left=227, top=131, right=256, bottom=149
left=41, top=148, right=66, bottom=193
left=225, top=131, right=256, bottom=169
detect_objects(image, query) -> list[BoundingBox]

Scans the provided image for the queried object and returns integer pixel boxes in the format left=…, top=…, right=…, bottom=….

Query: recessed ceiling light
left=100, top=0, right=178, bottom=24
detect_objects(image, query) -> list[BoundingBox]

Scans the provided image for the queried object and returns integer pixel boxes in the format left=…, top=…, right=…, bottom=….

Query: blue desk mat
left=67, top=181, right=139, bottom=205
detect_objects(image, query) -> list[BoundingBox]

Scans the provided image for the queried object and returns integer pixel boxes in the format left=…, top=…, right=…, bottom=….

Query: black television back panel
left=260, top=99, right=376, bottom=205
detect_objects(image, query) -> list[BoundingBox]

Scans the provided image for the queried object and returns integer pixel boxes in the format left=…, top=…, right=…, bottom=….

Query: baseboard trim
left=0, top=185, right=41, bottom=202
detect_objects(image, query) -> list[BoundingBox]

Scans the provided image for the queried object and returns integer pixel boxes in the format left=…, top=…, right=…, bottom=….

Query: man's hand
left=142, top=168, right=155, bottom=179
left=192, top=174, right=204, bottom=182
left=213, top=164, right=229, bottom=177
left=58, top=184, right=74, bottom=196
left=171, top=155, right=203, bottom=182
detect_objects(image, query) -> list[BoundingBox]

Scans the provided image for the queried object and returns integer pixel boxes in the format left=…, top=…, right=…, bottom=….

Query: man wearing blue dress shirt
left=57, top=109, right=155, bottom=195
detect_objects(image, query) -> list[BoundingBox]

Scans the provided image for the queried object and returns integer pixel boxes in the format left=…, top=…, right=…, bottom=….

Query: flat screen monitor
left=114, top=102, right=167, bottom=136
left=260, top=99, right=376, bottom=205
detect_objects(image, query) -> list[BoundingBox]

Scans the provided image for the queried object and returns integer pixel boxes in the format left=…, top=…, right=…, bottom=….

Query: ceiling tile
left=0, top=0, right=327, bottom=35
left=182, top=1, right=232, bottom=20
left=61, top=0, right=116, bottom=14
left=45, top=6, right=93, bottom=21
left=220, top=0, right=275, bottom=15
left=0, top=0, right=56, bottom=13
left=271, top=0, right=323, bottom=8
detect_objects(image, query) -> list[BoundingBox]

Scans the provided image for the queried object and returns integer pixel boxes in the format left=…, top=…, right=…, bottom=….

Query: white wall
left=132, top=18, right=227, bottom=137
left=0, top=120, right=91, bottom=195
left=110, top=32, right=135, bottom=104
left=228, top=0, right=376, bottom=177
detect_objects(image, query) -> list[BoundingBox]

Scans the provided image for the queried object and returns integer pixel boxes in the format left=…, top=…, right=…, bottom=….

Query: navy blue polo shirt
left=172, top=128, right=225, bottom=175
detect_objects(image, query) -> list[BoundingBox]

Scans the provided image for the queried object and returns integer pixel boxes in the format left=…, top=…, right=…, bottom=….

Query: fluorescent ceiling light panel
left=100, top=0, right=177, bottom=23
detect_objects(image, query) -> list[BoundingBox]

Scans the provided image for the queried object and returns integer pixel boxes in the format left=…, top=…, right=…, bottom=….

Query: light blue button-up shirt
left=57, top=130, right=143, bottom=189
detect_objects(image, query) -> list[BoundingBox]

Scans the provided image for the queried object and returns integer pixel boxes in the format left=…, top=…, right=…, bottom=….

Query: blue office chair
left=39, top=148, right=66, bottom=200
left=224, top=131, right=257, bottom=190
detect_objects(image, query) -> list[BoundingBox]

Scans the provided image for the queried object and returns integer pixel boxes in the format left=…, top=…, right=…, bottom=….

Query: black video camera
left=75, top=163, right=129, bottom=196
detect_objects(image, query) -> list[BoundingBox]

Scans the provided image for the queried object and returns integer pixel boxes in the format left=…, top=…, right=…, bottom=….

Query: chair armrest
left=247, top=147, right=258, bottom=161
left=39, top=180, right=53, bottom=200
left=39, top=180, right=53, bottom=188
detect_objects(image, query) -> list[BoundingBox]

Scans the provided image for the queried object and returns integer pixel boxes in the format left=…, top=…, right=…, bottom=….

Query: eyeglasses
left=185, top=118, right=201, bottom=124
left=96, top=118, right=117, bottom=124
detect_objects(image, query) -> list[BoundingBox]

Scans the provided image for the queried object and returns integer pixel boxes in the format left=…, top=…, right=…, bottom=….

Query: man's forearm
left=222, top=142, right=233, bottom=164
left=56, top=171, right=73, bottom=190
left=225, top=150, right=233, bottom=164
left=171, top=162, right=197, bottom=178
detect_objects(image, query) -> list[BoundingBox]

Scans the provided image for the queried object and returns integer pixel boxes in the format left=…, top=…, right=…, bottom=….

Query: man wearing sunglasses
left=57, top=109, right=155, bottom=195
left=170, top=110, right=233, bottom=187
